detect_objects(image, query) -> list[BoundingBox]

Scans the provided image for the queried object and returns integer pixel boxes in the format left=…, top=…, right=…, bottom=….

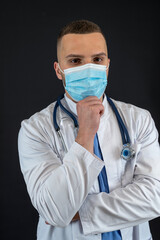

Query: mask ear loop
left=58, top=62, right=110, bottom=87
left=106, top=62, right=110, bottom=70
left=58, top=63, right=66, bottom=87
left=58, top=63, right=65, bottom=74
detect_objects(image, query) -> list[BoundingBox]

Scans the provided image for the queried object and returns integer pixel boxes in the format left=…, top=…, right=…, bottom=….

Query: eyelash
left=69, top=57, right=104, bottom=64
left=94, top=57, right=103, bottom=63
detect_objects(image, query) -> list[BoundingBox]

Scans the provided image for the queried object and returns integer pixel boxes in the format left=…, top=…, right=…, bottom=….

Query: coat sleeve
left=18, top=118, right=104, bottom=228
left=79, top=111, right=160, bottom=235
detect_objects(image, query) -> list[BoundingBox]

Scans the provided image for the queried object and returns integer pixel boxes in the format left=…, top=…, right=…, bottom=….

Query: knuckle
left=77, top=101, right=82, bottom=108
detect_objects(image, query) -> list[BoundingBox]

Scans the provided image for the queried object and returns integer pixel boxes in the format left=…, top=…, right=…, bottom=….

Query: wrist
left=75, top=132, right=95, bottom=154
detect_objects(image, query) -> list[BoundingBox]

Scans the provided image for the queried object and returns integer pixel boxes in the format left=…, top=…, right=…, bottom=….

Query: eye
left=93, top=57, right=103, bottom=63
left=69, top=58, right=82, bottom=64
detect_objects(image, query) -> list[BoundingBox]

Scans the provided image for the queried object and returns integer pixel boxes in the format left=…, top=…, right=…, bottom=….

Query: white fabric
left=18, top=93, right=160, bottom=240
left=64, top=63, right=107, bottom=74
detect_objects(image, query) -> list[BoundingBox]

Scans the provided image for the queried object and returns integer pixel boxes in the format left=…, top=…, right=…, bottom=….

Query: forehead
left=58, top=33, right=107, bottom=58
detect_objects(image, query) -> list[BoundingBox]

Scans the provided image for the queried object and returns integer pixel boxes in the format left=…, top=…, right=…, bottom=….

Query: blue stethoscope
left=53, top=94, right=135, bottom=161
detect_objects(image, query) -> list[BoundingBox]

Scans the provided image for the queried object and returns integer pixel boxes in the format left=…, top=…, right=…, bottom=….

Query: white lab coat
left=18, top=94, right=160, bottom=240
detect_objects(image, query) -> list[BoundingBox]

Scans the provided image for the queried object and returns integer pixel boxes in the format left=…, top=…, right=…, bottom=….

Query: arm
left=79, top=111, right=160, bottom=235
left=18, top=97, right=104, bottom=227
left=18, top=121, right=104, bottom=228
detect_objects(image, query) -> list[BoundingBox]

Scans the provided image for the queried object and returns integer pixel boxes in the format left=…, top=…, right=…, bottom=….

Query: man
left=18, top=20, right=160, bottom=240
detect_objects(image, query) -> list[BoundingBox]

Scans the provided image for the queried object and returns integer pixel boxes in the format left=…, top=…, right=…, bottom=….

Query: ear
left=54, top=61, right=63, bottom=80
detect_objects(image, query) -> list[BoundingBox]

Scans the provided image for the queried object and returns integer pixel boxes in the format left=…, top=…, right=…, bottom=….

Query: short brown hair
left=57, top=19, right=106, bottom=46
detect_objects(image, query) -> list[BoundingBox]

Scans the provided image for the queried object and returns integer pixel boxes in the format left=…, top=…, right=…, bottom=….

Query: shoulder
left=110, top=98, right=151, bottom=122
left=110, top=98, right=157, bottom=142
left=23, top=101, right=56, bottom=125
left=19, top=101, right=57, bottom=139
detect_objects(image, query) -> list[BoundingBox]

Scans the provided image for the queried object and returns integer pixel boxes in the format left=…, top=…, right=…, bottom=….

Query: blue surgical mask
left=59, top=63, right=109, bottom=102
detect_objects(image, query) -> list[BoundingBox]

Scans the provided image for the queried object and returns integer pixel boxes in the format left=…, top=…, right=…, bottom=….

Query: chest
left=54, top=112, right=140, bottom=193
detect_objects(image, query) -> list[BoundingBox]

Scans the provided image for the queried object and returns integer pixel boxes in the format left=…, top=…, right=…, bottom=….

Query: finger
left=71, top=212, right=80, bottom=222
left=100, top=107, right=105, bottom=116
left=90, top=104, right=104, bottom=114
left=77, top=99, right=103, bottom=107
left=79, top=96, right=100, bottom=103
left=97, top=104, right=105, bottom=116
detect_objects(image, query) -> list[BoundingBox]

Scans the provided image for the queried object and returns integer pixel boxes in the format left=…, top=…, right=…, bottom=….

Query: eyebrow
left=91, top=52, right=107, bottom=57
left=65, top=52, right=107, bottom=58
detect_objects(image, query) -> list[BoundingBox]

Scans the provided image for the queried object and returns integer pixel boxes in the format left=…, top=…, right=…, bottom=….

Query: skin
left=53, top=32, right=110, bottom=223
left=54, top=33, right=110, bottom=99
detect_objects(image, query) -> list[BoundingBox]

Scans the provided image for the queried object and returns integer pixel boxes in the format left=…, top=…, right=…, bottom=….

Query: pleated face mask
left=59, top=63, right=108, bottom=102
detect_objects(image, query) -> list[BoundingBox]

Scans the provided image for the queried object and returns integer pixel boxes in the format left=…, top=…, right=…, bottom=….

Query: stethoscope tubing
left=107, top=96, right=130, bottom=145
left=53, top=94, right=135, bottom=160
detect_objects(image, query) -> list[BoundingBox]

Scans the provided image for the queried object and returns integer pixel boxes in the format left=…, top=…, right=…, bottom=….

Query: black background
left=1, top=1, right=160, bottom=239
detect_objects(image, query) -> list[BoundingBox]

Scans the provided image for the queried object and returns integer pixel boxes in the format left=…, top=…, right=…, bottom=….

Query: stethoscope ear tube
left=53, top=101, right=60, bottom=132
left=58, top=95, right=79, bottom=128
left=53, top=94, right=78, bottom=153
left=53, top=100, right=68, bottom=153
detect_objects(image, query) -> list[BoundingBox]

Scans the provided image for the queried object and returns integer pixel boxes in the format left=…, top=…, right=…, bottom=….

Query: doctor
left=18, top=19, right=160, bottom=240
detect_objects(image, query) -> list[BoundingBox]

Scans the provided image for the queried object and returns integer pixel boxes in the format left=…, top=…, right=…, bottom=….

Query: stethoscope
left=53, top=94, right=135, bottom=161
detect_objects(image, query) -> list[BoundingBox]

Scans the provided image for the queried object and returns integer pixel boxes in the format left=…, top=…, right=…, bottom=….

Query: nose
left=83, top=58, right=92, bottom=65
left=85, top=59, right=92, bottom=64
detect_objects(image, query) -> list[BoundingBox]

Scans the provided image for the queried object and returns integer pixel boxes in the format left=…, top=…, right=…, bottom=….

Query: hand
left=71, top=212, right=80, bottom=222
left=75, top=96, right=104, bottom=154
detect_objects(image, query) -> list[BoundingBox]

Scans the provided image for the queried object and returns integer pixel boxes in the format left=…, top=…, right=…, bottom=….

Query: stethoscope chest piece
left=121, top=143, right=135, bottom=161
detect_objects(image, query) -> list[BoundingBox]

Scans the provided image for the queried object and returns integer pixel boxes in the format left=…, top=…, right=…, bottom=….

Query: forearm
left=79, top=176, right=160, bottom=235
left=30, top=142, right=104, bottom=227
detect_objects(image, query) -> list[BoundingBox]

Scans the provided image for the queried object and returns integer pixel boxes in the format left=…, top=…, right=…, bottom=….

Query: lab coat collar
left=64, top=93, right=110, bottom=120
left=64, top=93, right=78, bottom=116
